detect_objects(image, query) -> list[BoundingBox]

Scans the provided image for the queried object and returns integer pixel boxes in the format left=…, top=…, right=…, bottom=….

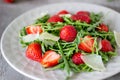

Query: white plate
left=1, top=2, right=120, bottom=80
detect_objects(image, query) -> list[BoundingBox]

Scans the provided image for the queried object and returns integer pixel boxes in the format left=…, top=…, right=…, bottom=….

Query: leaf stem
left=57, top=41, right=71, bottom=75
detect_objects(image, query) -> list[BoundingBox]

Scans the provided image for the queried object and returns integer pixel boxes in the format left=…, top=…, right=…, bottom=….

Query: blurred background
left=0, top=0, right=120, bottom=80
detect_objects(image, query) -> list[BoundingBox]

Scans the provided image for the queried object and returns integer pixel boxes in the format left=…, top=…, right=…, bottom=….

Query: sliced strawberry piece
left=57, top=10, right=69, bottom=15
left=76, top=11, right=90, bottom=16
left=78, top=36, right=94, bottom=53
left=78, top=42, right=92, bottom=53
left=72, top=52, right=84, bottom=65
left=71, top=14, right=91, bottom=23
left=41, top=50, right=61, bottom=67
left=26, top=43, right=42, bottom=62
left=97, top=23, right=109, bottom=32
left=101, top=39, right=114, bottom=52
left=26, top=25, right=43, bottom=34
left=4, top=0, right=14, bottom=3
left=47, top=15, right=63, bottom=23
left=60, top=25, right=77, bottom=42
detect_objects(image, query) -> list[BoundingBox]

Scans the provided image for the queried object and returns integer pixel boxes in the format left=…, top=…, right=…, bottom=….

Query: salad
left=19, top=10, right=117, bottom=78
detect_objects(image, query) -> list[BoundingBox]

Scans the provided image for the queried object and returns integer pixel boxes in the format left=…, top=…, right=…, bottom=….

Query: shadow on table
left=105, top=72, right=120, bottom=80
left=102, top=4, right=120, bottom=13
left=109, top=6, right=120, bottom=12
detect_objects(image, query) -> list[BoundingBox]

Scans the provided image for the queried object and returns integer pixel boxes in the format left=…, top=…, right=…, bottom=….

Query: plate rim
left=1, top=2, right=120, bottom=80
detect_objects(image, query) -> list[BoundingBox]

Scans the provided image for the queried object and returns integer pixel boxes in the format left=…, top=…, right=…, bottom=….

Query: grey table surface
left=0, top=0, right=120, bottom=80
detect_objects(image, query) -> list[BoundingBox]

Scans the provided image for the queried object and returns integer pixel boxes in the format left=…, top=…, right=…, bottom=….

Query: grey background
left=0, top=0, right=120, bottom=80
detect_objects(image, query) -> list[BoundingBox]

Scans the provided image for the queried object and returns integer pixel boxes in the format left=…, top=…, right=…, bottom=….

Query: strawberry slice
left=72, top=52, right=84, bottom=65
left=76, top=11, right=90, bottom=16
left=26, top=43, right=42, bottom=62
left=71, top=14, right=91, bottom=23
left=26, top=25, right=43, bottom=34
left=47, top=15, right=63, bottom=23
left=57, top=10, right=69, bottom=15
left=101, top=39, right=114, bottom=52
left=97, top=23, right=109, bottom=32
left=60, top=25, right=77, bottom=42
left=41, top=50, right=61, bottom=67
left=78, top=36, right=95, bottom=53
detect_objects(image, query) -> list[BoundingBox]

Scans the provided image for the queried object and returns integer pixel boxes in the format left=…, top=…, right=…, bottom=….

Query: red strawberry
left=57, top=10, right=69, bottom=15
left=41, top=50, right=61, bottom=67
left=78, top=36, right=94, bottom=53
left=26, top=25, right=43, bottom=34
left=101, top=39, right=114, bottom=52
left=47, top=15, right=63, bottom=23
left=60, top=25, right=77, bottom=42
left=4, top=0, right=14, bottom=3
left=72, top=52, right=84, bottom=65
left=26, top=43, right=42, bottom=62
left=71, top=14, right=91, bottom=23
left=76, top=11, right=90, bottom=16
left=97, top=23, right=109, bottom=32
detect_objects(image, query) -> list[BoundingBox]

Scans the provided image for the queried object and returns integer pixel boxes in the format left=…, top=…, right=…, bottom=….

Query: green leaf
left=63, top=16, right=73, bottom=24
left=45, top=62, right=65, bottom=70
left=41, top=42, right=46, bottom=53
left=69, top=60, right=81, bottom=72
left=19, top=27, right=27, bottom=37
left=57, top=41, right=71, bottom=75
left=35, top=14, right=50, bottom=24
left=87, top=19, right=102, bottom=31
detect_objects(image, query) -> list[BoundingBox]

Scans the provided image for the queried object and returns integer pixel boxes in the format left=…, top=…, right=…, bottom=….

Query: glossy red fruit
left=57, top=10, right=69, bottom=15
left=41, top=50, right=61, bottom=67
left=47, top=15, right=63, bottom=23
left=26, top=25, right=43, bottom=34
left=4, top=0, right=14, bottom=3
left=78, top=36, right=94, bottom=53
left=60, top=25, right=77, bottom=42
left=26, top=43, right=42, bottom=62
left=76, top=11, right=90, bottom=16
left=101, top=39, right=114, bottom=52
left=97, top=23, right=109, bottom=32
left=72, top=52, right=84, bottom=65
left=71, top=14, right=91, bottom=23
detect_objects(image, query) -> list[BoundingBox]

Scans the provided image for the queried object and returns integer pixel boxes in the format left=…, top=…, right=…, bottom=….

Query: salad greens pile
left=19, top=11, right=117, bottom=77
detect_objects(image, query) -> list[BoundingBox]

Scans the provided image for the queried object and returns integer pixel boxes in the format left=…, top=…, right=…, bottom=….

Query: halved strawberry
left=57, top=10, right=69, bottom=15
left=47, top=15, right=63, bottom=23
left=26, top=43, right=42, bottom=62
left=71, top=14, right=91, bottom=23
left=78, top=36, right=95, bottom=53
left=97, top=23, right=109, bottom=32
left=26, top=25, right=43, bottom=34
left=41, top=50, right=61, bottom=67
left=72, top=52, right=84, bottom=65
left=76, top=11, right=90, bottom=16
left=60, top=25, right=77, bottom=42
left=101, top=39, right=114, bottom=52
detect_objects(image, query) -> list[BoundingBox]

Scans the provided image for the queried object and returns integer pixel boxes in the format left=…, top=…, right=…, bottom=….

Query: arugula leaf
left=35, top=14, right=50, bottom=24
left=57, top=41, right=71, bottom=75
left=69, top=60, right=81, bottom=72
left=45, top=62, right=65, bottom=70
left=19, top=27, right=27, bottom=37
